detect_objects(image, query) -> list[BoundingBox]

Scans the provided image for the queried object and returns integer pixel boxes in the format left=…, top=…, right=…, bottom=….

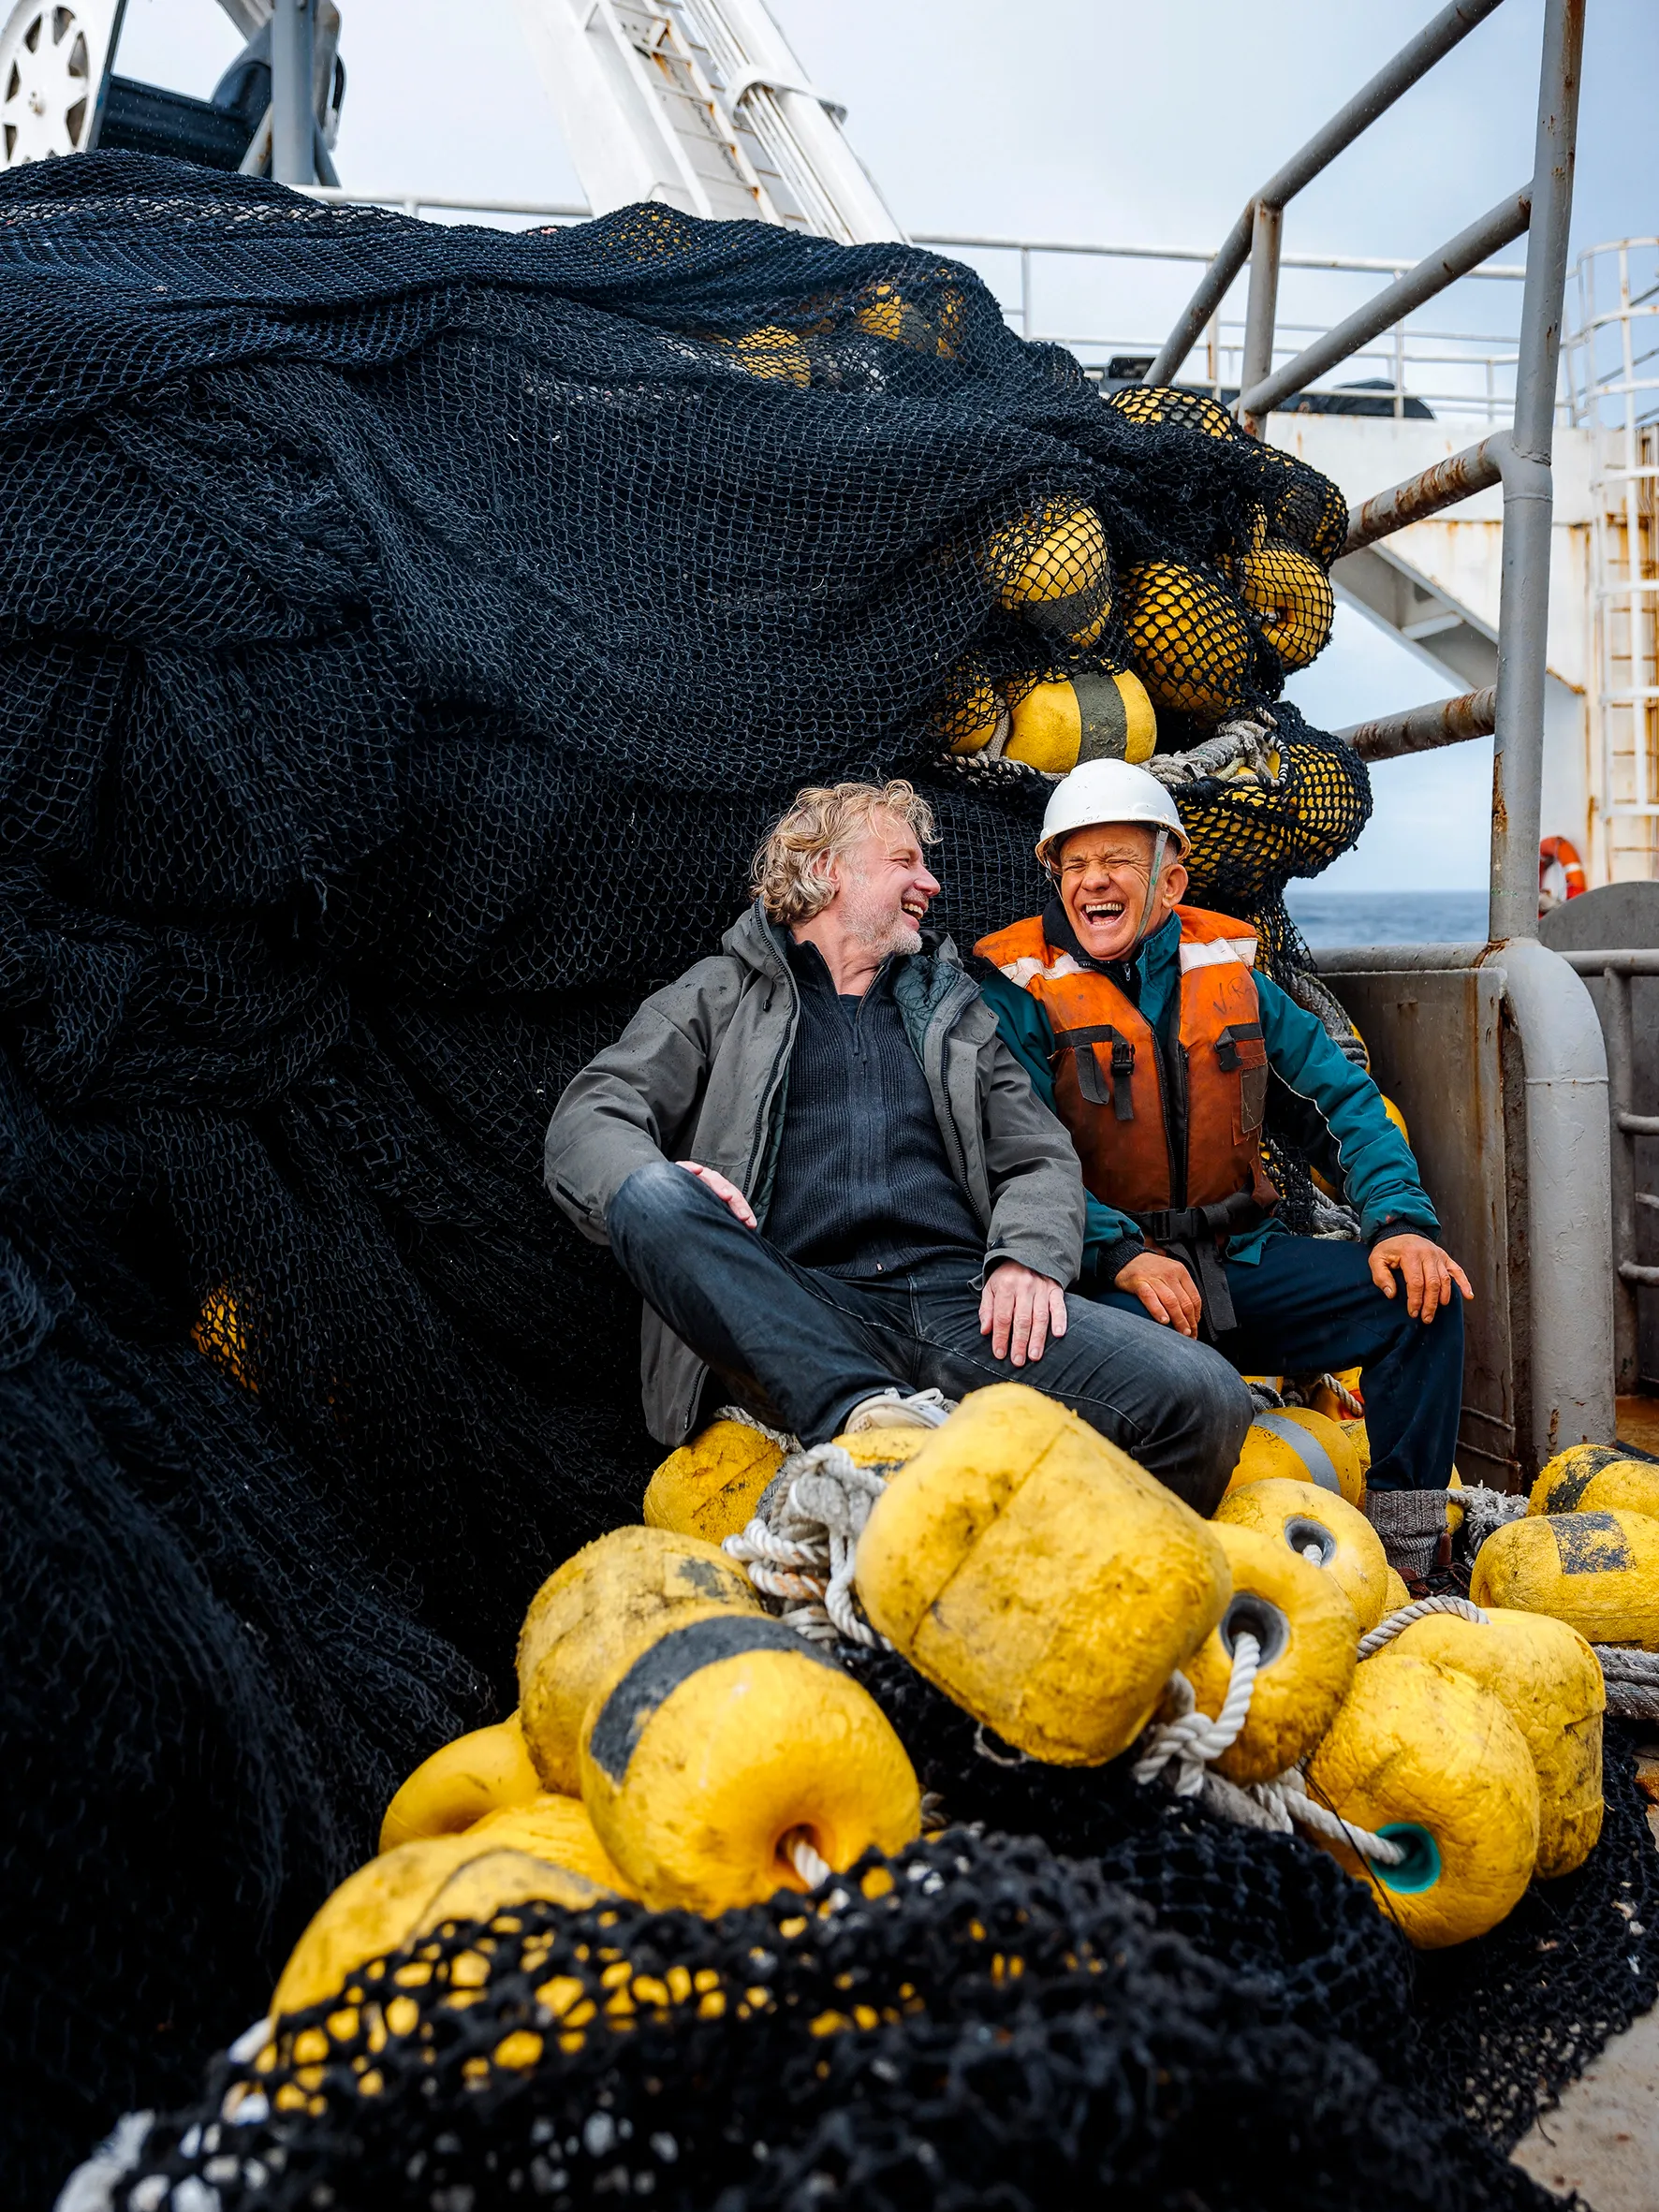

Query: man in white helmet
left=976, top=757, right=1473, bottom=1578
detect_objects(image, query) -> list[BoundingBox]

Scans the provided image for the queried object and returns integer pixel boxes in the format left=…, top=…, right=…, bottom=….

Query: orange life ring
left=1539, top=836, right=1586, bottom=901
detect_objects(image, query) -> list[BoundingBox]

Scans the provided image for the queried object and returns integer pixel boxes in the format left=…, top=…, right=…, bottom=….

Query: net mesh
left=0, top=155, right=1617, bottom=2209
left=112, top=1829, right=1567, bottom=2212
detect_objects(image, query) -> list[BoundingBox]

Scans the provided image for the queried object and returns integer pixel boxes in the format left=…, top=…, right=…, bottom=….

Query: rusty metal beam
left=1336, top=687, right=1497, bottom=761
left=1340, top=434, right=1505, bottom=556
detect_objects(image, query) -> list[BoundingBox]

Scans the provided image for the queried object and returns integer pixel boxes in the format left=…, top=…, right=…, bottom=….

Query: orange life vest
left=975, top=905, right=1279, bottom=1222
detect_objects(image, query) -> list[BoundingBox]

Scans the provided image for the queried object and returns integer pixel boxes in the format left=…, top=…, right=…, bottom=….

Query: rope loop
left=1356, top=1593, right=1489, bottom=1661
left=1132, top=1633, right=1261, bottom=1796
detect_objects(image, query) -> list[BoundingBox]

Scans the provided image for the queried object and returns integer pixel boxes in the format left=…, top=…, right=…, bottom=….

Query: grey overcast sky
left=114, top=0, right=1659, bottom=889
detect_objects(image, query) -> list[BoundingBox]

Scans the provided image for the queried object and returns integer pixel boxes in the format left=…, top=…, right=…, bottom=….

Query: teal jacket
left=976, top=908, right=1440, bottom=1290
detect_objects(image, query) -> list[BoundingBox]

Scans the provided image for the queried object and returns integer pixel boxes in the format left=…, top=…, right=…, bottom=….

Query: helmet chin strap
left=1128, top=827, right=1171, bottom=953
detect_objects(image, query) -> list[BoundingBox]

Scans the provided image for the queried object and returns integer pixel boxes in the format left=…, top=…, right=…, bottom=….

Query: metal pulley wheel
left=0, top=0, right=121, bottom=165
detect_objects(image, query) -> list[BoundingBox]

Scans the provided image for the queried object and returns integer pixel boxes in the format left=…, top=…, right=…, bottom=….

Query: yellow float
left=1120, top=560, right=1253, bottom=723
left=1470, top=1510, right=1659, bottom=1650
left=1529, top=1452, right=1659, bottom=1523
left=1180, top=1522, right=1356, bottom=1782
left=983, top=500, right=1111, bottom=644
left=272, top=1837, right=608, bottom=2019
left=378, top=1714, right=542, bottom=1852
left=576, top=1611, right=919, bottom=1914
left=516, top=1526, right=763, bottom=1793
left=1239, top=540, right=1335, bottom=669
left=643, top=1417, right=786, bottom=1546
left=1003, top=667, right=1157, bottom=773
left=1303, top=1652, right=1540, bottom=1947
left=1223, top=1406, right=1366, bottom=1510
left=855, top=1382, right=1230, bottom=1765
left=1215, top=1475, right=1388, bottom=1632
left=1388, top=1607, right=1605, bottom=1878
left=1383, top=1565, right=1411, bottom=1613
left=466, top=1790, right=638, bottom=1896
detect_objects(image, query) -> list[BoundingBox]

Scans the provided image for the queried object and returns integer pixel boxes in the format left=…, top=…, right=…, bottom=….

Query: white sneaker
left=842, top=1386, right=956, bottom=1434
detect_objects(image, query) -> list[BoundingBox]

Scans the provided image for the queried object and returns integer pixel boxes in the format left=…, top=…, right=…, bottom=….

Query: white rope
left=725, top=1442, right=890, bottom=1648
left=713, top=1404, right=798, bottom=1453
left=784, top=1828, right=833, bottom=1889
left=1357, top=1593, right=1489, bottom=1660
left=1132, top=1634, right=1261, bottom=1795
left=1133, top=1634, right=1407, bottom=1868
left=1317, top=1371, right=1365, bottom=1420
left=1244, top=1767, right=1407, bottom=1867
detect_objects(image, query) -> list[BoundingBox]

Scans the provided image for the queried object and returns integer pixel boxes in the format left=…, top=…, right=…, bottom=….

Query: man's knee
left=1168, top=1343, right=1254, bottom=1516
left=606, top=1158, right=704, bottom=1255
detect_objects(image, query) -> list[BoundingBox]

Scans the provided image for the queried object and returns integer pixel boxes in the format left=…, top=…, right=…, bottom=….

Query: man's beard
left=846, top=899, right=921, bottom=960
left=840, top=873, right=922, bottom=960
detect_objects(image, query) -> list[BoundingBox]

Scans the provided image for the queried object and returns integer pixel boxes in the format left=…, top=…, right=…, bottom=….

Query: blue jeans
left=607, top=1162, right=1253, bottom=1516
left=1092, top=1230, right=1464, bottom=1491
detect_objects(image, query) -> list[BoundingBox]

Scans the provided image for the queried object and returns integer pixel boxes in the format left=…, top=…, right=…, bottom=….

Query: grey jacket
left=544, top=901, right=1086, bottom=1444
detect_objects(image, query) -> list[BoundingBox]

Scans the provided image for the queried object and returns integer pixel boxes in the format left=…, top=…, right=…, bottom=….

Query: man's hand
left=1115, top=1250, right=1202, bottom=1336
left=1369, top=1233, right=1473, bottom=1322
left=676, top=1159, right=756, bottom=1228
left=979, top=1261, right=1068, bottom=1368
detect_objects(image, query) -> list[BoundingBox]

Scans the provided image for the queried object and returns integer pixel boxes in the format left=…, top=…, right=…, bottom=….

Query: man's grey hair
left=751, top=780, right=938, bottom=926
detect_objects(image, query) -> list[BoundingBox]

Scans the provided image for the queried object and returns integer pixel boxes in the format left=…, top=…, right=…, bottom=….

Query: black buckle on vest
left=1052, top=1023, right=1136, bottom=1121
left=1212, top=1021, right=1265, bottom=1073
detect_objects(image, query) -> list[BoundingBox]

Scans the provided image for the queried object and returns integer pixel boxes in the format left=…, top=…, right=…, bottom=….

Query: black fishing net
left=109, top=1830, right=1563, bottom=2212
left=0, top=153, right=1457, bottom=2205
left=844, top=1650, right=1659, bottom=2152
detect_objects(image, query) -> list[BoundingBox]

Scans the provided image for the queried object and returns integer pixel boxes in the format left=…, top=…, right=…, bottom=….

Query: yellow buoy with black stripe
left=1180, top=1522, right=1357, bottom=1782
left=855, top=1382, right=1230, bottom=1765
left=577, top=1611, right=920, bottom=1915
left=1223, top=1406, right=1366, bottom=1510
left=1470, top=1510, right=1659, bottom=1650
left=643, top=1417, right=786, bottom=1547
left=940, top=664, right=1010, bottom=756
left=516, top=1527, right=764, bottom=1795
left=378, top=1713, right=542, bottom=1853
left=983, top=500, right=1112, bottom=644
left=467, top=1790, right=638, bottom=1896
left=272, top=1836, right=608, bottom=2019
left=1388, top=1607, right=1605, bottom=1879
left=1003, top=667, right=1157, bottom=774
left=1215, top=1474, right=1388, bottom=1632
left=1529, top=1451, right=1659, bottom=1523
left=1304, top=1652, right=1539, bottom=1947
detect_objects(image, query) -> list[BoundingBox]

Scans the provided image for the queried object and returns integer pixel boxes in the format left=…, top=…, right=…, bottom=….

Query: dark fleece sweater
left=762, top=938, right=984, bottom=1279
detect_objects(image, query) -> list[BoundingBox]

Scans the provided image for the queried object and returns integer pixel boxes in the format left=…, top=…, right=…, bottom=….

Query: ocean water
left=1285, top=887, right=1489, bottom=949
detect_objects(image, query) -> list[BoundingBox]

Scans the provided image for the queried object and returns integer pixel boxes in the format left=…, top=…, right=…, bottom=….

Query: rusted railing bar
left=1340, top=435, right=1505, bottom=556
left=1336, top=687, right=1497, bottom=761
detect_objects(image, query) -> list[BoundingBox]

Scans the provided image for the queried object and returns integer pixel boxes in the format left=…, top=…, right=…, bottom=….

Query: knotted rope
left=1133, top=1635, right=1262, bottom=1796
left=1135, top=1632, right=1406, bottom=1866
left=725, top=1443, right=889, bottom=1648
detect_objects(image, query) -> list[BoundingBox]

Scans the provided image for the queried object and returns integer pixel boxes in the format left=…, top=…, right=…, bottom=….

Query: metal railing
left=1560, top=953, right=1659, bottom=1313
left=1564, top=241, right=1659, bottom=874
left=1149, top=0, right=1581, bottom=945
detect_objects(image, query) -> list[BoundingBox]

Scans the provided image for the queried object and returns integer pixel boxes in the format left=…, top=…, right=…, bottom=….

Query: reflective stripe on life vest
left=976, top=906, right=1279, bottom=1223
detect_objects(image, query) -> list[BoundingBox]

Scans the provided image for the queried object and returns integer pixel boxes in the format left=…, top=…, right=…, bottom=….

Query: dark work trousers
left=1091, top=1230, right=1464, bottom=1491
left=607, top=1161, right=1254, bottom=1515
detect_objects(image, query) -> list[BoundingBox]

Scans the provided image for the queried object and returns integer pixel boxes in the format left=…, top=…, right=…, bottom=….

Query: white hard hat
left=1035, top=757, right=1190, bottom=868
